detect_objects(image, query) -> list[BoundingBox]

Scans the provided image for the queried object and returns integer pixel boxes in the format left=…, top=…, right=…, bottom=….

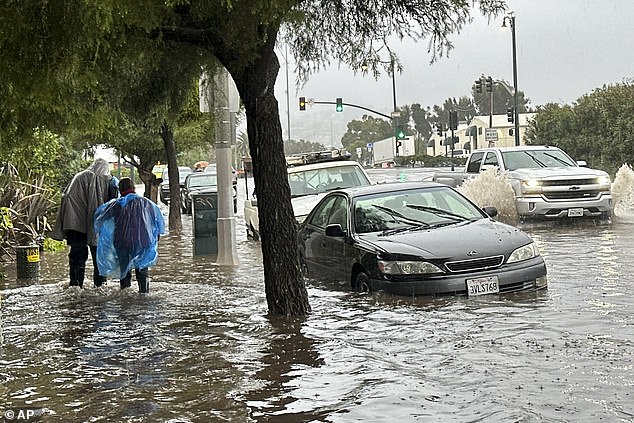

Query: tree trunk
left=234, top=53, right=311, bottom=316
left=138, top=167, right=160, bottom=202
left=161, top=121, right=183, bottom=233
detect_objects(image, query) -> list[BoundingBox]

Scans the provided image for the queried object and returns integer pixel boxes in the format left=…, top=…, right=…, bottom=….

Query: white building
left=426, top=113, right=536, bottom=156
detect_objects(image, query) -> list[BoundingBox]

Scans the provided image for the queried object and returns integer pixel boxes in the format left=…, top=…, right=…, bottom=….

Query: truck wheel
left=354, top=271, right=371, bottom=293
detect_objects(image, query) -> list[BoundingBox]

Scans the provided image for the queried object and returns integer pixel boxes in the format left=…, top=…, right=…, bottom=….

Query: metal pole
left=489, top=90, right=493, bottom=129
left=391, top=58, right=398, bottom=157
left=212, top=68, right=239, bottom=265
left=511, top=15, right=520, bottom=146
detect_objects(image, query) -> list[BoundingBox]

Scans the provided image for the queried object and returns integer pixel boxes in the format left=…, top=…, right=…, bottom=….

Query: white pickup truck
left=244, top=149, right=373, bottom=239
left=432, top=146, right=612, bottom=219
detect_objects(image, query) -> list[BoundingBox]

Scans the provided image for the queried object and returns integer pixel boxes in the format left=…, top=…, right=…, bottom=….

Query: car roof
left=335, top=181, right=447, bottom=198
left=287, top=160, right=365, bottom=174
left=474, top=145, right=562, bottom=152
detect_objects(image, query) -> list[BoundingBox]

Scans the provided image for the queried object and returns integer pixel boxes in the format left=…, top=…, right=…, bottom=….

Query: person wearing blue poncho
left=94, top=177, right=165, bottom=293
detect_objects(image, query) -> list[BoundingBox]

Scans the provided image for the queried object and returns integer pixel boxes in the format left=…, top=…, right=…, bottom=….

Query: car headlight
left=507, top=242, right=540, bottom=264
left=378, top=260, right=443, bottom=275
left=521, top=179, right=542, bottom=192
left=597, top=175, right=611, bottom=185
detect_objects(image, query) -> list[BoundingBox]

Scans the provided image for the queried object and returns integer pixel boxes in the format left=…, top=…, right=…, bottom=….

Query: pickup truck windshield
left=501, top=150, right=576, bottom=170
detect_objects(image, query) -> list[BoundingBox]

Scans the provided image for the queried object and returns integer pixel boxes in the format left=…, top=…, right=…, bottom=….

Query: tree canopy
left=525, top=81, right=634, bottom=175
left=1, top=0, right=509, bottom=315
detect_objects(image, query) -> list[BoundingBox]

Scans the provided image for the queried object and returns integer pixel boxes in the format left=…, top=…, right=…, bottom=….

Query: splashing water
left=457, top=168, right=519, bottom=226
left=611, top=164, right=634, bottom=221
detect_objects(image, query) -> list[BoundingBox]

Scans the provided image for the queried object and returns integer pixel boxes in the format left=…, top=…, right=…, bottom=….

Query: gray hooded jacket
left=52, top=159, right=118, bottom=246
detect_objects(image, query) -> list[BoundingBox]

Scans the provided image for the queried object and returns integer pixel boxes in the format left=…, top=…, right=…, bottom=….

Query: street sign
left=485, top=128, right=498, bottom=142
left=390, top=111, right=401, bottom=118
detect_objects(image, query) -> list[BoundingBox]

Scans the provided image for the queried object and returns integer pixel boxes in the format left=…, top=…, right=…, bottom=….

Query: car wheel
left=354, top=271, right=371, bottom=293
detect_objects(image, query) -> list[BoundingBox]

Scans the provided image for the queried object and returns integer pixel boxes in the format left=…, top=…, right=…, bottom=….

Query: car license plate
left=466, top=276, right=500, bottom=296
left=567, top=208, right=584, bottom=217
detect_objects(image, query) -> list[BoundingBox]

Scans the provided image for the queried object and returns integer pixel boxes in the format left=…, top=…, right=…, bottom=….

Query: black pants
left=120, top=268, right=149, bottom=293
left=66, top=230, right=106, bottom=288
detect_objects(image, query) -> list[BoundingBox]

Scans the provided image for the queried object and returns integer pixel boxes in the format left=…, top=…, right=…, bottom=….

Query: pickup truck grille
left=541, top=178, right=599, bottom=186
left=445, top=255, right=504, bottom=272
left=543, top=190, right=603, bottom=200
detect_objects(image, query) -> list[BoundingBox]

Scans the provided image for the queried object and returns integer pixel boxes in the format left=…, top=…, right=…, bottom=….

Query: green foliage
left=43, top=237, right=66, bottom=252
left=341, top=115, right=393, bottom=151
left=284, top=139, right=326, bottom=155
left=525, top=82, right=634, bottom=176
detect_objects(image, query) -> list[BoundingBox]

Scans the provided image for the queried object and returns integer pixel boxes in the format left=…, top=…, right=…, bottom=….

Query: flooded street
left=1, top=168, right=633, bottom=422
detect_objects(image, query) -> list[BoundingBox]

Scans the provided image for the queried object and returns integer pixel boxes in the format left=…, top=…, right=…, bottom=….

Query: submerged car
left=298, top=182, right=548, bottom=297
left=181, top=172, right=237, bottom=214
left=159, top=166, right=193, bottom=205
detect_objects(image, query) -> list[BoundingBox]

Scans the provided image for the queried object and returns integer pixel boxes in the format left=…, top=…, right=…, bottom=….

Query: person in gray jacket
left=52, top=158, right=119, bottom=288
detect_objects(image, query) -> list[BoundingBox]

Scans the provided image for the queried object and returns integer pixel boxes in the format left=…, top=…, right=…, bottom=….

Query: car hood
left=358, top=219, right=532, bottom=261
left=509, top=167, right=607, bottom=179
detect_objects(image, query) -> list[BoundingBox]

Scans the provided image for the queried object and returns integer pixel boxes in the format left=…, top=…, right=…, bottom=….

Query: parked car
left=244, top=149, right=373, bottom=239
left=298, top=182, right=548, bottom=297
left=159, top=166, right=193, bottom=205
left=181, top=172, right=237, bottom=214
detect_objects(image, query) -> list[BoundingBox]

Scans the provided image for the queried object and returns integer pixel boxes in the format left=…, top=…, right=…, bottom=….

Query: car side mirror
left=482, top=206, right=498, bottom=218
left=325, top=224, right=346, bottom=237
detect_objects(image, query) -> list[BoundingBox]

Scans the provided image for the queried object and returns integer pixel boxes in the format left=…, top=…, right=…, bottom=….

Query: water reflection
left=246, top=317, right=328, bottom=422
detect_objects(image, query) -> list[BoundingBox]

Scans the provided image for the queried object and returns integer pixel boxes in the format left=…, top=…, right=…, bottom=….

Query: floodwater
left=1, top=167, right=634, bottom=422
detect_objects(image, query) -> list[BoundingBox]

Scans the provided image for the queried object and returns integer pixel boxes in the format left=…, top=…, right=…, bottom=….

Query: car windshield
left=501, top=149, right=576, bottom=170
left=188, top=174, right=217, bottom=188
left=288, top=164, right=371, bottom=197
left=353, top=186, right=484, bottom=234
left=162, top=167, right=192, bottom=183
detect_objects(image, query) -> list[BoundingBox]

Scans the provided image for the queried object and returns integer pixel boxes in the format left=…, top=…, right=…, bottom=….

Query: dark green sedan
left=298, top=182, right=547, bottom=297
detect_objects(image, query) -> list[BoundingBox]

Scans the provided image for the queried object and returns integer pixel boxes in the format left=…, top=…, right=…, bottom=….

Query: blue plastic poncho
left=94, top=194, right=165, bottom=280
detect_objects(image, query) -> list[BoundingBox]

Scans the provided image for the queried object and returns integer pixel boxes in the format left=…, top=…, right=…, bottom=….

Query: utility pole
left=211, top=68, right=239, bottom=265
left=504, top=13, right=521, bottom=146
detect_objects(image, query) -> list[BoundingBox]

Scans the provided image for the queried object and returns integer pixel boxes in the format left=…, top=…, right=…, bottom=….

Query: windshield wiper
left=382, top=222, right=431, bottom=235
left=543, top=152, right=574, bottom=167
left=406, top=204, right=467, bottom=221
left=523, top=152, right=547, bottom=168
left=371, top=204, right=428, bottom=224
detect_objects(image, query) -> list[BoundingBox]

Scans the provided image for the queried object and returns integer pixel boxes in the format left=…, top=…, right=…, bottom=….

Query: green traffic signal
left=335, top=97, right=343, bottom=112
left=397, top=130, right=406, bottom=139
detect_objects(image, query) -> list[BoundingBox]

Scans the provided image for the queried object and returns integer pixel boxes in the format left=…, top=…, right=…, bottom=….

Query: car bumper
left=368, top=257, right=547, bottom=297
left=515, top=194, right=612, bottom=218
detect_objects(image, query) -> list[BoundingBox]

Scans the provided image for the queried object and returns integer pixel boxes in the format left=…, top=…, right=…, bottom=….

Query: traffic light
left=299, top=96, right=306, bottom=111
left=475, top=79, right=483, bottom=94
left=449, top=111, right=458, bottom=130
left=335, top=97, right=343, bottom=112
left=436, top=125, right=443, bottom=137
left=397, top=127, right=406, bottom=139
left=507, top=107, right=515, bottom=123
left=485, top=76, right=493, bottom=93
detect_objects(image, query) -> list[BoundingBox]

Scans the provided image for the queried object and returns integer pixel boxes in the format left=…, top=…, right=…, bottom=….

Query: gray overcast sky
left=275, top=0, right=634, bottom=145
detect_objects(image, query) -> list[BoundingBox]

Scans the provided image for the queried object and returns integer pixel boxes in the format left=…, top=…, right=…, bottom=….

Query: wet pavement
left=1, top=168, right=633, bottom=422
